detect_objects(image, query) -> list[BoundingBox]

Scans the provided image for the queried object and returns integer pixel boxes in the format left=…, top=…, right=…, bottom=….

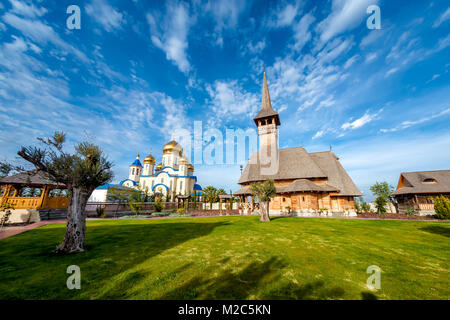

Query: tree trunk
left=260, top=201, right=271, bottom=222
left=56, top=187, right=90, bottom=253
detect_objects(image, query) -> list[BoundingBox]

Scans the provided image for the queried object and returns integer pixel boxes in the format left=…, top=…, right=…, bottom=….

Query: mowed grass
left=0, top=216, right=449, bottom=300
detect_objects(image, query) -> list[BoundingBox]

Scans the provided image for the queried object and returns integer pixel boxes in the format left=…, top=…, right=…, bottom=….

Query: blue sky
left=0, top=0, right=449, bottom=200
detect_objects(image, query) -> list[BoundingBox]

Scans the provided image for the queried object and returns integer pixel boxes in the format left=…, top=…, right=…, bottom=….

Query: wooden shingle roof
left=391, top=170, right=450, bottom=195
left=238, top=148, right=362, bottom=197
left=0, top=170, right=64, bottom=187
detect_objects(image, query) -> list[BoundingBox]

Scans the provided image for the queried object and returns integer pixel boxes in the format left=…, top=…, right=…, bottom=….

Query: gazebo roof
left=0, top=170, right=65, bottom=187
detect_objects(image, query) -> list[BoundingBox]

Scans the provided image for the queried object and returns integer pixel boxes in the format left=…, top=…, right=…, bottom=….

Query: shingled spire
left=253, top=72, right=281, bottom=126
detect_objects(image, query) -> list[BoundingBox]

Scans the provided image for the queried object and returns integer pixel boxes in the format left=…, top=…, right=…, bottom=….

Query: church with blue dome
left=119, top=140, right=201, bottom=198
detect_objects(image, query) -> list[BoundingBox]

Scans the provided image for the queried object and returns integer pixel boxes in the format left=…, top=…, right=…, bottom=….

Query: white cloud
left=147, top=2, right=192, bottom=73
left=360, top=29, right=384, bottom=48
left=8, top=0, right=47, bottom=18
left=426, top=74, right=440, bottom=83
left=433, top=7, right=450, bottom=28
left=343, top=54, right=359, bottom=69
left=292, top=13, right=316, bottom=52
left=316, top=0, right=378, bottom=44
left=312, top=130, right=325, bottom=139
left=341, top=109, right=382, bottom=130
left=385, top=67, right=399, bottom=77
left=246, top=40, right=266, bottom=54
left=316, top=96, right=335, bottom=110
left=2, top=12, right=89, bottom=62
left=85, top=0, right=125, bottom=32
left=206, top=80, right=259, bottom=121
left=380, top=108, right=450, bottom=133
left=201, top=0, right=245, bottom=46
left=365, top=52, right=377, bottom=63
left=273, top=2, right=300, bottom=27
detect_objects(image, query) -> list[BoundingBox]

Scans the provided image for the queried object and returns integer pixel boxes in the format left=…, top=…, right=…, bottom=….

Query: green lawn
left=0, top=216, right=449, bottom=300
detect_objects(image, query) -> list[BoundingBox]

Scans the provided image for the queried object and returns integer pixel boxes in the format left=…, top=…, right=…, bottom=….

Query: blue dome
left=194, top=184, right=202, bottom=190
left=130, top=159, right=143, bottom=167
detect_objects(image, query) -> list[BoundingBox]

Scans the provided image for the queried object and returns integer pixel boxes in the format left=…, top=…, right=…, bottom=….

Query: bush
left=119, top=215, right=149, bottom=219
left=152, top=212, right=170, bottom=217
left=434, top=196, right=450, bottom=219
left=177, top=208, right=186, bottom=214
left=406, top=208, right=415, bottom=215
left=374, top=196, right=387, bottom=214
left=170, top=213, right=193, bottom=217
left=355, top=197, right=372, bottom=213
left=153, top=201, right=164, bottom=212
left=96, top=206, right=106, bottom=218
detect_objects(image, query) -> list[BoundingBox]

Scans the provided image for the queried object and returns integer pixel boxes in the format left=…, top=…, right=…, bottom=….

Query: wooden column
left=219, top=198, right=222, bottom=215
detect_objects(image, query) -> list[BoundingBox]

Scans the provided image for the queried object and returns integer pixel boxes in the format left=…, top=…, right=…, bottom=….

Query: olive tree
left=17, top=131, right=113, bottom=253
left=250, top=179, right=276, bottom=222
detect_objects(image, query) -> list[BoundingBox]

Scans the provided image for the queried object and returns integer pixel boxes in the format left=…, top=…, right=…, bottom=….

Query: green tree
left=370, top=181, right=395, bottom=214
left=229, top=189, right=236, bottom=210
left=128, top=189, right=144, bottom=215
left=107, top=186, right=131, bottom=218
left=203, top=186, right=218, bottom=209
left=434, top=196, right=450, bottom=219
left=250, top=179, right=276, bottom=222
left=17, top=131, right=113, bottom=253
left=0, top=162, right=13, bottom=178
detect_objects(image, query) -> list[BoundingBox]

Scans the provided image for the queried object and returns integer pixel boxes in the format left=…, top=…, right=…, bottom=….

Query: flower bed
left=356, top=212, right=442, bottom=220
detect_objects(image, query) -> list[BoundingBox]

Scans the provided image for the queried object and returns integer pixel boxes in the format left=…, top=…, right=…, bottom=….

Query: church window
left=151, top=180, right=155, bottom=189
left=170, top=181, right=173, bottom=190
left=302, top=197, right=305, bottom=201
left=175, top=158, right=178, bottom=165
left=132, top=168, right=135, bottom=175
left=161, top=178, right=164, bottom=184
left=180, top=181, right=183, bottom=190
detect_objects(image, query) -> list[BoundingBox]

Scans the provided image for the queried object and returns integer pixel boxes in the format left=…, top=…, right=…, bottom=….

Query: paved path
left=0, top=219, right=67, bottom=240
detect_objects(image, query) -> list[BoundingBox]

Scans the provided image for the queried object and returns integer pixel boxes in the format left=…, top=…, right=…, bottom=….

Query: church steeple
left=253, top=72, right=281, bottom=126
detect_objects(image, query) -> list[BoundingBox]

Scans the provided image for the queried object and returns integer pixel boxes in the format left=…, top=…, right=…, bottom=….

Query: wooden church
left=235, top=73, right=362, bottom=215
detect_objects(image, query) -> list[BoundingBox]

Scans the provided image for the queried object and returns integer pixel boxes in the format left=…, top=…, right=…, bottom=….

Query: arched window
left=132, top=168, right=135, bottom=175
left=151, top=180, right=155, bottom=189
left=180, top=181, right=183, bottom=191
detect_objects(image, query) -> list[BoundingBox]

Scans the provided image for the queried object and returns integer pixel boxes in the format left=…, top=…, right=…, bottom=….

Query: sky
left=0, top=0, right=449, bottom=200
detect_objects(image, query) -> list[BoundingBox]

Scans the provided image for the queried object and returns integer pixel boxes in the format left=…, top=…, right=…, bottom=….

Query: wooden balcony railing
left=5, top=197, right=41, bottom=209
left=418, top=203, right=434, bottom=211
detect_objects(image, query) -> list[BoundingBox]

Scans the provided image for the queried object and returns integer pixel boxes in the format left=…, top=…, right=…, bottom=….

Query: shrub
left=153, top=201, right=164, bottom=212
left=96, top=206, right=105, bottom=218
left=434, top=196, right=450, bottom=219
left=374, top=196, right=387, bottom=214
left=152, top=212, right=170, bottom=217
left=170, top=213, right=193, bottom=217
left=177, top=208, right=186, bottom=214
left=361, top=202, right=372, bottom=213
left=406, top=208, right=415, bottom=215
